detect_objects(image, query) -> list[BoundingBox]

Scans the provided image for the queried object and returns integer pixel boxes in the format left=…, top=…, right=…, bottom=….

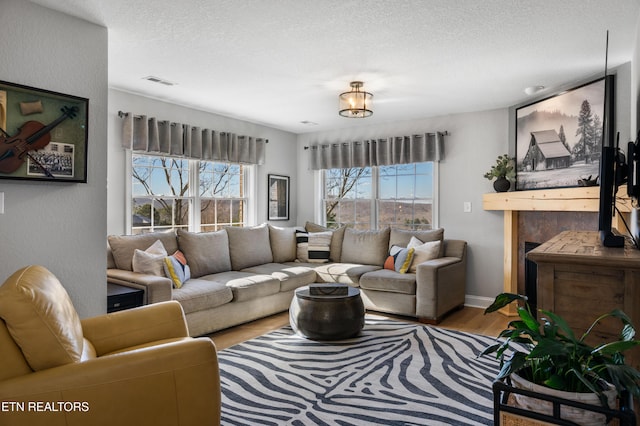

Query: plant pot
left=509, top=372, right=617, bottom=426
left=493, top=176, right=511, bottom=192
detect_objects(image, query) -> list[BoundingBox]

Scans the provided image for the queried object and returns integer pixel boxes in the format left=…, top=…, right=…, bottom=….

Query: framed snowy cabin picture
left=514, top=77, right=608, bottom=190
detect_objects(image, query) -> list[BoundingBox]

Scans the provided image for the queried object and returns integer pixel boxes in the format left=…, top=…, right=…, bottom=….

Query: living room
left=1, top=1, right=640, bottom=424
left=1, top=0, right=638, bottom=320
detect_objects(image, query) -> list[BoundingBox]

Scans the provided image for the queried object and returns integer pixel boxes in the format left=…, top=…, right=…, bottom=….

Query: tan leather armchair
left=0, top=265, right=221, bottom=426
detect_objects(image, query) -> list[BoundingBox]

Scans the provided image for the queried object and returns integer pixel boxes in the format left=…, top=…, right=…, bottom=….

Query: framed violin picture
left=0, top=80, right=88, bottom=183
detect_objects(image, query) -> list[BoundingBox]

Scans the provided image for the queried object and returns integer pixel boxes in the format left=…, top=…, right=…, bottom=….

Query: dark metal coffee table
left=289, top=284, right=365, bottom=340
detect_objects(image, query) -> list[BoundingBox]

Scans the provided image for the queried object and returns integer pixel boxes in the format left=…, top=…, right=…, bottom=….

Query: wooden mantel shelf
left=483, top=187, right=631, bottom=212
left=482, top=186, right=633, bottom=316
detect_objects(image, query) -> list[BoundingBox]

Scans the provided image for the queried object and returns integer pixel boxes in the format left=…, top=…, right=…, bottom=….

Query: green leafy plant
left=480, top=293, right=640, bottom=406
left=483, top=154, right=515, bottom=181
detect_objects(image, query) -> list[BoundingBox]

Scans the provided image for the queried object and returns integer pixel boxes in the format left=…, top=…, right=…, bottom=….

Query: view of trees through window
left=131, top=154, right=246, bottom=234
left=323, top=162, right=434, bottom=230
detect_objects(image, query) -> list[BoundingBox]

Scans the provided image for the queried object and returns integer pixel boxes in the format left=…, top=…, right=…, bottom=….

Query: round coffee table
left=289, top=284, right=365, bottom=340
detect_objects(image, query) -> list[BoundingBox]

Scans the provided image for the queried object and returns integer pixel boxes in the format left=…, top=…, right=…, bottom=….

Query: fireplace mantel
left=482, top=187, right=632, bottom=315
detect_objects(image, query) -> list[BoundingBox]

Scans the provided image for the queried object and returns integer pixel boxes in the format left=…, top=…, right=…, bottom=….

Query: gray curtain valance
left=120, top=112, right=266, bottom=165
left=308, top=132, right=445, bottom=170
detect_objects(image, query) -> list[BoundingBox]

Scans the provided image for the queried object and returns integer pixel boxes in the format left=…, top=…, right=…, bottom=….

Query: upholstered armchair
left=0, top=265, right=220, bottom=426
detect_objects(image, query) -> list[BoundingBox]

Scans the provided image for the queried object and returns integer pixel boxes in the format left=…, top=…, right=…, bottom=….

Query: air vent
left=142, top=76, right=176, bottom=86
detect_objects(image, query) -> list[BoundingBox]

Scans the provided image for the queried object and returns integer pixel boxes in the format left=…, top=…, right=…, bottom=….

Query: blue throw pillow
left=163, top=250, right=191, bottom=289
left=383, top=245, right=415, bottom=274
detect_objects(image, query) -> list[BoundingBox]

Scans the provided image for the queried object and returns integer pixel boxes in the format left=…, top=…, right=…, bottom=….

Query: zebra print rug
left=218, top=316, right=501, bottom=425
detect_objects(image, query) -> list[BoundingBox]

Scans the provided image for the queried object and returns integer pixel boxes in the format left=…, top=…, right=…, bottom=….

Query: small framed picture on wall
left=268, top=174, right=290, bottom=221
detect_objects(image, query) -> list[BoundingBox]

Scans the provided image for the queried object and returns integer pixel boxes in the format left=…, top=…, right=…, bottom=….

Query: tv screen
left=598, top=74, right=624, bottom=247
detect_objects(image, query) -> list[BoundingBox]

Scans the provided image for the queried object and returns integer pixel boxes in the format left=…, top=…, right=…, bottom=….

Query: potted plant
left=484, top=154, right=515, bottom=192
left=480, top=293, right=640, bottom=425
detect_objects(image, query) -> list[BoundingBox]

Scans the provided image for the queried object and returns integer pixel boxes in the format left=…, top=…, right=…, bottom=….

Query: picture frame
left=0, top=80, right=89, bottom=183
left=268, top=174, right=290, bottom=221
left=514, top=77, right=608, bottom=191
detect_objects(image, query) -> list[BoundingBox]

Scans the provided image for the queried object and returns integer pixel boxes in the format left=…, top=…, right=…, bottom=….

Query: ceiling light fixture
left=339, top=81, right=373, bottom=118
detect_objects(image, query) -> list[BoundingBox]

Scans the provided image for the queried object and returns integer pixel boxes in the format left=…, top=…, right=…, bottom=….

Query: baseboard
left=464, top=295, right=495, bottom=310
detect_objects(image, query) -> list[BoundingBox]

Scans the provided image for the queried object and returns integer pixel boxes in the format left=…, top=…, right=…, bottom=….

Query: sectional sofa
left=107, top=223, right=467, bottom=336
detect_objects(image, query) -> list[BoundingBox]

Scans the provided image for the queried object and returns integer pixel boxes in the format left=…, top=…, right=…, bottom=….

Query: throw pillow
left=268, top=224, right=298, bottom=263
left=341, top=227, right=391, bottom=266
left=389, top=228, right=445, bottom=258
left=383, top=245, right=415, bottom=274
left=305, top=222, right=346, bottom=262
left=407, top=236, right=441, bottom=273
left=225, top=225, right=273, bottom=270
left=132, top=239, right=167, bottom=276
left=177, top=229, right=231, bottom=278
left=296, top=230, right=332, bottom=263
left=163, top=250, right=191, bottom=289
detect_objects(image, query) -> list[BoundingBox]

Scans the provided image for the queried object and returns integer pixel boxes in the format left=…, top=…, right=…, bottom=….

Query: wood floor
left=208, top=306, right=512, bottom=350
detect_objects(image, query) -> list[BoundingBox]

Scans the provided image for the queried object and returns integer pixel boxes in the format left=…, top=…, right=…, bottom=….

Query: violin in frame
left=0, top=80, right=88, bottom=183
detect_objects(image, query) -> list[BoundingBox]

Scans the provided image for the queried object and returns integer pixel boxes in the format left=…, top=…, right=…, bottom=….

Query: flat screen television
left=598, top=74, right=625, bottom=247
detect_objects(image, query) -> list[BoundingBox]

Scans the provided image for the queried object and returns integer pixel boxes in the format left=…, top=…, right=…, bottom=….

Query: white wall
left=107, top=89, right=299, bottom=234
left=296, top=109, right=509, bottom=303
left=0, top=0, right=108, bottom=318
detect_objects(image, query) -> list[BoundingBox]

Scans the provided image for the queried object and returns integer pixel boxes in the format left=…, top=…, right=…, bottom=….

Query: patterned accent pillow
left=384, top=245, right=415, bottom=274
left=407, top=236, right=441, bottom=273
left=132, top=239, right=168, bottom=276
left=163, top=250, right=191, bottom=289
left=296, top=231, right=332, bottom=263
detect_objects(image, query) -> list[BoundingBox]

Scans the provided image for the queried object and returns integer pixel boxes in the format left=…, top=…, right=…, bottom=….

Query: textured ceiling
left=29, top=0, right=640, bottom=134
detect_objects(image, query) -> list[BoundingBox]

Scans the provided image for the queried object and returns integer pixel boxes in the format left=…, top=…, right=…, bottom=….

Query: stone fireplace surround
left=483, top=187, right=631, bottom=315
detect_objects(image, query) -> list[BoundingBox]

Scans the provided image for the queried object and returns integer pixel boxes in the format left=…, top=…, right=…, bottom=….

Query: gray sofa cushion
left=308, top=263, right=382, bottom=286
left=108, top=231, right=178, bottom=271
left=305, top=222, right=346, bottom=262
left=171, top=278, right=233, bottom=314
left=341, top=227, right=390, bottom=266
left=241, top=263, right=316, bottom=292
left=204, top=271, right=280, bottom=302
left=226, top=225, right=274, bottom=270
left=389, top=228, right=445, bottom=257
left=177, top=229, right=231, bottom=278
left=268, top=225, right=298, bottom=263
left=359, top=269, right=416, bottom=295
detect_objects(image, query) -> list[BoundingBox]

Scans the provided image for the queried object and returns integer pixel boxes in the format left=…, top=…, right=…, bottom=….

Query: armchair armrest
left=82, top=301, right=188, bottom=356
left=107, top=269, right=172, bottom=304
left=0, top=337, right=220, bottom=426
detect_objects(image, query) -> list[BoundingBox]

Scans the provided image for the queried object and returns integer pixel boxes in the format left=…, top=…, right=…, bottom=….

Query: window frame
left=126, top=152, right=253, bottom=233
left=319, top=162, right=438, bottom=230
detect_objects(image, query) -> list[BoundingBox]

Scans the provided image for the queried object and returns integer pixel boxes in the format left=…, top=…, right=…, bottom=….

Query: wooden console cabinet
left=527, top=230, right=640, bottom=370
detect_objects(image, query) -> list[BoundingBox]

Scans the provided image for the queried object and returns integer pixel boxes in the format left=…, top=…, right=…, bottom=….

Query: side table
left=289, top=284, right=364, bottom=340
left=107, top=283, right=144, bottom=313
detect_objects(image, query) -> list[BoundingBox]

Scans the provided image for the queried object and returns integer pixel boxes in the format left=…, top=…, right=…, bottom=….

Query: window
left=131, top=154, right=247, bottom=234
left=324, top=168, right=372, bottom=230
left=322, top=162, right=435, bottom=230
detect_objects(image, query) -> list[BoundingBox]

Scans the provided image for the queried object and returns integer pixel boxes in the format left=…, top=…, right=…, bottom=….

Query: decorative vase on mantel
left=493, top=176, right=511, bottom=192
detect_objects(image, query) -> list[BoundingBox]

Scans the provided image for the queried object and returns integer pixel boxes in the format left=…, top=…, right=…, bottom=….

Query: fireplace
left=517, top=211, right=598, bottom=301
left=481, top=187, right=631, bottom=315
left=524, top=242, right=541, bottom=316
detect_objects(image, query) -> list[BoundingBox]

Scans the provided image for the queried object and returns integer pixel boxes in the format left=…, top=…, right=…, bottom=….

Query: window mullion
left=372, top=167, right=379, bottom=230
left=191, top=159, right=200, bottom=232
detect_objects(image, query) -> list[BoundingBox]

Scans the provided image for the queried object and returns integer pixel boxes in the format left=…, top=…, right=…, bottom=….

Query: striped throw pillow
left=296, top=231, right=332, bottom=263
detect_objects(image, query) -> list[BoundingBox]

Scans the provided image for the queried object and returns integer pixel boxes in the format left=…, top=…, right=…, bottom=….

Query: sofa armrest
left=82, top=301, right=188, bottom=356
left=0, top=337, right=220, bottom=426
left=415, top=242, right=467, bottom=321
left=107, top=268, right=172, bottom=304
left=443, top=239, right=467, bottom=258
